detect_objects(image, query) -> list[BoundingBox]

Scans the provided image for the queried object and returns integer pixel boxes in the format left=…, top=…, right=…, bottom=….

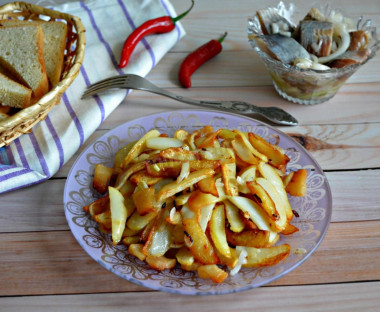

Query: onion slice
left=318, top=23, right=350, bottom=63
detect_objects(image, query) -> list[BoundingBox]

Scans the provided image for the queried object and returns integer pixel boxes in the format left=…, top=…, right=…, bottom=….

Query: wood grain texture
left=0, top=281, right=379, bottom=312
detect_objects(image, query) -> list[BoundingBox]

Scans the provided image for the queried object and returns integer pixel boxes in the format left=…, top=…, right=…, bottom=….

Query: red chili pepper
left=119, top=0, right=194, bottom=68
left=178, top=32, right=227, bottom=88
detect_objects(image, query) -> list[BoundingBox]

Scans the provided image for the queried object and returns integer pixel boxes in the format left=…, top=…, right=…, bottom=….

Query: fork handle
left=125, top=75, right=298, bottom=126
left=126, top=75, right=225, bottom=109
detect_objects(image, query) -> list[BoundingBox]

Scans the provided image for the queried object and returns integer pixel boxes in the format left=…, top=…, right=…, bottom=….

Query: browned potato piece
left=130, top=170, right=163, bottom=186
left=155, top=169, right=215, bottom=204
left=248, top=133, right=289, bottom=170
left=93, top=164, right=114, bottom=194
left=226, top=228, right=270, bottom=248
left=187, top=190, right=218, bottom=213
left=246, top=181, right=278, bottom=220
left=128, top=243, right=146, bottom=261
left=210, top=204, right=230, bottom=258
left=146, top=255, right=176, bottom=271
left=84, top=195, right=109, bottom=216
left=197, top=264, right=228, bottom=283
left=121, top=129, right=160, bottom=169
left=221, top=163, right=239, bottom=196
left=132, top=187, right=157, bottom=215
left=160, top=147, right=198, bottom=161
left=237, top=244, right=291, bottom=268
left=182, top=218, right=219, bottom=264
left=197, top=175, right=219, bottom=197
left=285, top=169, right=307, bottom=197
left=281, top=223, right=299, bottom=235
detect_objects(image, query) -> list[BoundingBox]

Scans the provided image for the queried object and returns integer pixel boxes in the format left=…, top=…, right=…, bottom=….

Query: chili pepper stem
left=218, top=32, right=228, bottom=43
left=171, top=0, right=195, bottom=23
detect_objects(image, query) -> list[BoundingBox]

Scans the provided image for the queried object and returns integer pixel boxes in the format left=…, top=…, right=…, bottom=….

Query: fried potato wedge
left=197, top=175, right=219, bottom=197
left=255, top=177, right=287, bottom=232
left=224, top=200, right=245, bottom=233
left=258, top=162, right=293, bottom=221
left=285, top=169, right=308, bottom=197
left=146, top=161, right=182, bottom=178
left=113, top=141, right=135, bottom=169
left=247, top=180, right=278, bottom=220
left=281, top=223, right=300, bottom=235
left=121, top=129, right=161, bottom=169
left=236, top=244, right=290, bottom=268
left=146, top=137, right=184, bottom=150
left=130, top=170, right=163, bottom=186
left=232, top=137, right=260, bottom=165
left=237, top=165, right=257, bottom=194
left=84, top=195, right=109, bottom=216
left=128, top=243, right=146, bottom=261
left=188, top=190, right=219, bottom=213
left=210, top=204, right=231, bottom=258
left=197, top=264, right=228, bottom=283
left=182, top=218, right=219, bottom=264
left=195, top=129, right=222, bottom=148
left=93, top=164, right=114, bottom=194
left=146, top=255, right=177, bottom=271
left=176, top=246, right=194, bottom=266
left=221, top=162, right=239, bottom=196
left=233, top=130, right=268, bottom=162
left=226, top=228, right=270, bottom=248
left=132, top=186, right=157, bottom=215
left=127, top=210, right=157, bottom=232
left=227, top=195, right=278, bottom=244
left=156, top=169, right=215, bottom=204
left=248, top=133, right=289, bottom=169
left=114, top=161, right=146, bottom=189
left=143, top=207, right=173, bottom=257
left=160, top=147, right=198, bottom=161
left=199, top=204, right=215, bottom=232
left=199, top=147, right=235, bottom=161
left=109, top=186, right=128, bottom=245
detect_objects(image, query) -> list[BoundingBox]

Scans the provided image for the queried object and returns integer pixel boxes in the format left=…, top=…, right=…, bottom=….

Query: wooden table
left=1, top=0, right=380, bottom=310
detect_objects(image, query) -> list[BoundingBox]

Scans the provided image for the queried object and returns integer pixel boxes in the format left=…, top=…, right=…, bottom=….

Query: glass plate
left=63, top=109, right=332, bottom=295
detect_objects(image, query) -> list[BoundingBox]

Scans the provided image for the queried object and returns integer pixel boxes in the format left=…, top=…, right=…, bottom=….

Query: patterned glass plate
left=63, top=109, right=332, bottom=295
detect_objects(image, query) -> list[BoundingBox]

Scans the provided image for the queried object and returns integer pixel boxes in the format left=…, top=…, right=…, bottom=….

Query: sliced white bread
left=0, top=24, right=49, bottom=101
left=0, top=72, right=32, bottom=108
left=0, top=20, right=67, bottom=86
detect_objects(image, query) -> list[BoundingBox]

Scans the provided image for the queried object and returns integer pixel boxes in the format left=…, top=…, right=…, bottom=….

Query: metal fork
left=82, top=74, right=298, bottom=126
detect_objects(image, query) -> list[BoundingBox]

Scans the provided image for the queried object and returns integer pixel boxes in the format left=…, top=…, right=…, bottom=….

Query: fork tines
left=81, top=75, right=129, bottom=98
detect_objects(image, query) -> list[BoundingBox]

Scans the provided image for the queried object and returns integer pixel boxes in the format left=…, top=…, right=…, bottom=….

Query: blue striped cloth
left=0, top=0, right=185, bottom=193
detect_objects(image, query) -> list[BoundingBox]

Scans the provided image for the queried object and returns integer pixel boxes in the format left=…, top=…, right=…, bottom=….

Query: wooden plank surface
left=1, top=282, right=379, bottom=312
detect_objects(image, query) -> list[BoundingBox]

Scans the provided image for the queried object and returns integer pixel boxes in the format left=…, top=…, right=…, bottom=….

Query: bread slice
left=0, top=24, right=49, bottom=101
left=0, top=20, right=67, bottom=86
left=0, top=72, right=32, bottom=108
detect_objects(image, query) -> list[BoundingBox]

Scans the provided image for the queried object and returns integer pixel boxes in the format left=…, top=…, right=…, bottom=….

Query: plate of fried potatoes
left=63, top=109, right=332, bottom=295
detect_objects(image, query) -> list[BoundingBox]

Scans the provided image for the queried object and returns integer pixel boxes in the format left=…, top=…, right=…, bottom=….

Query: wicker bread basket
left=0, top=1, right=85, bottom=147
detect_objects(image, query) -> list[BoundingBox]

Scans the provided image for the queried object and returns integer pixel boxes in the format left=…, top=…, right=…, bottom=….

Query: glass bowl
left=247, top=2, right=380, bottom=105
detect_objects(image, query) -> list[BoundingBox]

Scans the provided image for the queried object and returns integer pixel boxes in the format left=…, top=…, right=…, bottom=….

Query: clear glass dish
left=247, top=2, right=380, bottom=105
left=63, top=109, right=332, bottom=295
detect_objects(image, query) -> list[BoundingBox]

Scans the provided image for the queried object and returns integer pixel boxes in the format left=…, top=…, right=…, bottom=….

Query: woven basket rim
left=0, top=1, right=86, bottom=146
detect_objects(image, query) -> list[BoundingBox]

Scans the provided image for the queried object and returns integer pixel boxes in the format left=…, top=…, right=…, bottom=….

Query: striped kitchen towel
left=0, top=0, right=185, bottom=193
